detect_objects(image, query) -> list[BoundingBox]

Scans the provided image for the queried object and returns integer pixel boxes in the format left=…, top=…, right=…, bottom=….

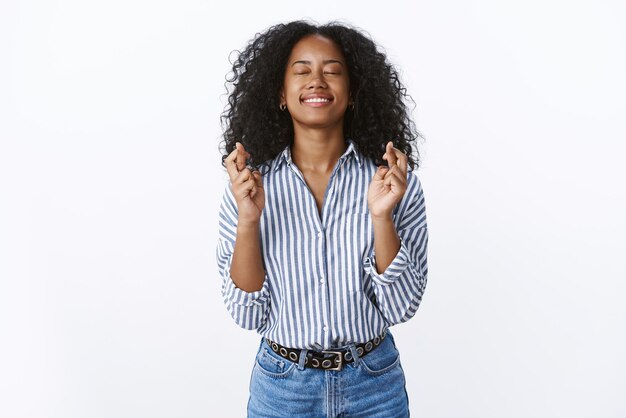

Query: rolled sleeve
left=363, top=172, right=429, bottom=326
left=363, top=236, right=413, bottom=286
left=216, top=182, right=271, bottom=331
left=221, top=252, right=270, bottom=307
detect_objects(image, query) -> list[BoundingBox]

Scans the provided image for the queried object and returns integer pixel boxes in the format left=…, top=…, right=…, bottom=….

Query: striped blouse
left=216, top=138, right=429, bottom=351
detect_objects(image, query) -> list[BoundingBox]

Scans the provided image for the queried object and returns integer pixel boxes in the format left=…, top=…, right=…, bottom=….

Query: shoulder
left=253, top=155, right=282, bottom=177
left=406, top=169, right=424, bottom=196
left=396, top=169, right=426, bottom=219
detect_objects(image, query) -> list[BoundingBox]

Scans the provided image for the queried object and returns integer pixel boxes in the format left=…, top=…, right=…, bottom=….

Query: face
left=280, top=34, right=351, bottom=129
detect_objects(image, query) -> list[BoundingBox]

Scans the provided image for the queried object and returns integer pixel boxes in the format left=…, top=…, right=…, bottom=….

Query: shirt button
left=317, top=231, right=323, bottom=238
left=323, top=326, right=328, bottom=332
left=320, top=278, right=325, bottom=284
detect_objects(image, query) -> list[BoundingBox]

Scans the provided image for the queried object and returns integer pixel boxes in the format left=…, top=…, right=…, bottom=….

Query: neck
left=291, top=125, right=347, bottom=173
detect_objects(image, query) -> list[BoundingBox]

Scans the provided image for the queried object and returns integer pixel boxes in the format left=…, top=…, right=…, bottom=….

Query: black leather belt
left=265, top=329, right=388, bottom=371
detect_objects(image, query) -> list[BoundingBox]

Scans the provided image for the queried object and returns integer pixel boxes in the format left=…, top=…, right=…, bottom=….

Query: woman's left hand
left=367, top=141, right=408, bottom=219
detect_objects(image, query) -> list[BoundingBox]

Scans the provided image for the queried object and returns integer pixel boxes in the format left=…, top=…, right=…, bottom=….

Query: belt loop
left=297, top=348, right=308, bottom=370
left=348, top=343, right=361, bottom=367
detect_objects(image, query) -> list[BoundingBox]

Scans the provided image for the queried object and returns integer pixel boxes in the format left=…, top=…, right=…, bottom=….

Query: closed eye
left=294, top=72, right=340, bottom=75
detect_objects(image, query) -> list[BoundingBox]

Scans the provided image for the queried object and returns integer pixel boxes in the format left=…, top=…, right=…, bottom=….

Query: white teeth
left=303, top=98, right=331, bottom=103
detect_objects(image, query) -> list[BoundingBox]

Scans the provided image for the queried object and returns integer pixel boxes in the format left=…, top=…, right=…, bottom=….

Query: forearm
left=230, top=221, right=266, bottom=292
left=371, top=215, right=401, bottom=274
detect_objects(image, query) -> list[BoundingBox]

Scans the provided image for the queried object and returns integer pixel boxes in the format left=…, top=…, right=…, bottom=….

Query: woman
left=216, top=20, right=428, bottom=417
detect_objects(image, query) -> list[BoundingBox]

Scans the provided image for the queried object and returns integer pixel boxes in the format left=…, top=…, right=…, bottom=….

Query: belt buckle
left=321, top=350, right=343, bottom=371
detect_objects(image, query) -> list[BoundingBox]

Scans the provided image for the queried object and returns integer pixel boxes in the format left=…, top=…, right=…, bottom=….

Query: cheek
left=336, top=80, right=350, bottom=95
left=284, top=83, right=301, bottom=100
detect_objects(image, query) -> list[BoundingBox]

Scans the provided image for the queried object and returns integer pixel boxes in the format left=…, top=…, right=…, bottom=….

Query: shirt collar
left=272, top=138, right=363, bottom=172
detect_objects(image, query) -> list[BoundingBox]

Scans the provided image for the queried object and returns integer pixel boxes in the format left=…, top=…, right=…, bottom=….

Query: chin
left=295, top=115, right=344, bottom=129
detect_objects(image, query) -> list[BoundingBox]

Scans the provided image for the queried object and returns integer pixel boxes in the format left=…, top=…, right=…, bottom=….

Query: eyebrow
left=291, top=59, right=344, bottom=67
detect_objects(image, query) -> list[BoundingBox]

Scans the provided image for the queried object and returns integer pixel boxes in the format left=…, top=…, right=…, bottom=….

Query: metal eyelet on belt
left=265, top=330, right=387, bottom=371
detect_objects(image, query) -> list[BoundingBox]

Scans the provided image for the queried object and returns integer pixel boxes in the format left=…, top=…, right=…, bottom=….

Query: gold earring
left=280, top=103, right=286, bottom=111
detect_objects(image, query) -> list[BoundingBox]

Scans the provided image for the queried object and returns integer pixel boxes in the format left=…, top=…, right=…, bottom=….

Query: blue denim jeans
left=247, top=329, right=410, bottom=417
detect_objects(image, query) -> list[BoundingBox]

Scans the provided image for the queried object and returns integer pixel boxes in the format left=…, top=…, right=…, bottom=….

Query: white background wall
left=1, top=0, right=625, bottom=417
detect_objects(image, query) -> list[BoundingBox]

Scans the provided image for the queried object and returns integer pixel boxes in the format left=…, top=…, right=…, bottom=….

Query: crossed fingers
left=382, top=141, right=408, bottom=181
left=225, top=141, right=252, bottom=183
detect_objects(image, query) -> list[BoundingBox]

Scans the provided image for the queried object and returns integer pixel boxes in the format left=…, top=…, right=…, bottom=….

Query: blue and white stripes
left=216, top=139, right=428, bottom=351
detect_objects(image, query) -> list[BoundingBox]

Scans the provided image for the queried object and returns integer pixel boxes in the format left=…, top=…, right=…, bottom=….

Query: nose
left=307, top=74, right=328, bottom=89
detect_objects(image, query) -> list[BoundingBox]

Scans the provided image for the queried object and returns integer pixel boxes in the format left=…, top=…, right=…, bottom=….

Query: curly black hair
left=219, top=19, right=423, bottom=174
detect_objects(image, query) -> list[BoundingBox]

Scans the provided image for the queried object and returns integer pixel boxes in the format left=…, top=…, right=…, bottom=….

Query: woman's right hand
left=225, top=141, right=265, bottom=225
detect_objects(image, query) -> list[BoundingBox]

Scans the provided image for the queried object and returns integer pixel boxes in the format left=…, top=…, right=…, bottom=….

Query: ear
left=279, top=88, right=285, bottom=104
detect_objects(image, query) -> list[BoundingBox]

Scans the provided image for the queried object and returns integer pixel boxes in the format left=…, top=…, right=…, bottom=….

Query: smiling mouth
left=301, top=98, right=334, bottom=106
